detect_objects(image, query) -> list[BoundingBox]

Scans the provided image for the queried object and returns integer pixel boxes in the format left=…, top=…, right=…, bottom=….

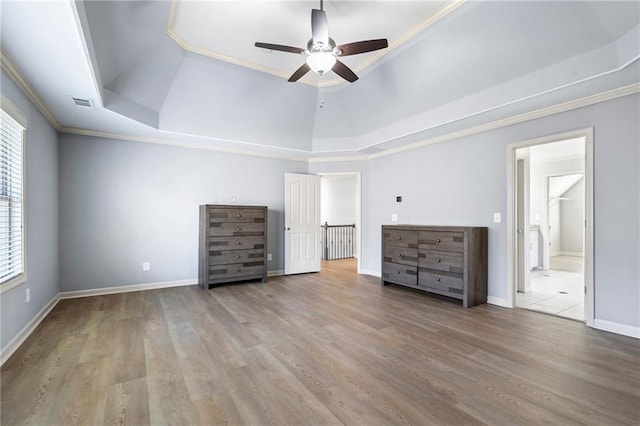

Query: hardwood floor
left=2, top=259, right=639, bottom=425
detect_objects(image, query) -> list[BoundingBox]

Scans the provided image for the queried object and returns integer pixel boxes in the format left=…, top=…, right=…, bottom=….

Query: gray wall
left=58, top=134, right=306, bottom=291
left=317, top=94, right=638, bottom=329
left=1, top=70, right=59, bottom=350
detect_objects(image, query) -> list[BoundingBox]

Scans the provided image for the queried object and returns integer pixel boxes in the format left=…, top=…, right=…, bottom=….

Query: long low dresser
left=381, top=225, right=488, bottom=308
left=199, top=205, right=268, bottom=289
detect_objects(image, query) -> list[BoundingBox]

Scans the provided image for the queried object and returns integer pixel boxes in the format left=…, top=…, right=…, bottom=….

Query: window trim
left=0, top=96, right=26, bottom=294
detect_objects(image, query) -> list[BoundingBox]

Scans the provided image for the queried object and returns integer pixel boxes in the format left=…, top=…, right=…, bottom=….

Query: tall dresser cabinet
left=381, top=225, right=488, bottom=308
left=199, top=205, right=268, bottom=289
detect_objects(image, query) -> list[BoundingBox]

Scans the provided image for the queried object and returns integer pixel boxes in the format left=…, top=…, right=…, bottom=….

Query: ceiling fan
left=255, top=0, right=388, bottom=83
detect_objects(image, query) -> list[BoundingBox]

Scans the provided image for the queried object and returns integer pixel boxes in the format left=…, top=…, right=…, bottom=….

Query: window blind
left=0, top=108, right=24, bottom=285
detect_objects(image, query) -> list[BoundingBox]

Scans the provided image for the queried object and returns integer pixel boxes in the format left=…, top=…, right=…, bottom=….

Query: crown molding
left=309, top=82, right=640, bottom=163
left=60, top=82, right=638, bottom=164
left=59, top=127, right=311, bottom=163
left=167, top=0, right=466, bottom=88
left=0, top=49, right=61, bottom=129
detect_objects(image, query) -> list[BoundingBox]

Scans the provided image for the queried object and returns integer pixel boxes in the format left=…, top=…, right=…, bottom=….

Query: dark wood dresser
left=381, top=225, right=488, bottom=307
left=199, top=205, right=268, bottom=289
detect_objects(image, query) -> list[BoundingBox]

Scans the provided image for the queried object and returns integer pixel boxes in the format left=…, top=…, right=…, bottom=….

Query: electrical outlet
left=25, top=288, right=30, bottom=303
left=142, top=262, right=150, bottom=271
left=493, top=213, right=501, bottom=223
left=391, top=213, right=398, bottom=222
left=267, top=253, right=272, bottom=261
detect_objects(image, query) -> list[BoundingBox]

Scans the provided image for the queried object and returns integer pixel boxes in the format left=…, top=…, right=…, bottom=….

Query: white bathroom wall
left=559, top=177, right=585, bottom=255
left=530, top=156, right=585, bottom=269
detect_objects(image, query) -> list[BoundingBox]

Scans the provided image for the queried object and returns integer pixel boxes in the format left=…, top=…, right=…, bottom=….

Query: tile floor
left=516, top=256, right=585, bottom=321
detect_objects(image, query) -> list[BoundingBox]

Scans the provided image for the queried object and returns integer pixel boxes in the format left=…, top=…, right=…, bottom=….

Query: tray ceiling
left=168, top=1, right=459, bottom=87
left=0, top=1, right=638, bottom=159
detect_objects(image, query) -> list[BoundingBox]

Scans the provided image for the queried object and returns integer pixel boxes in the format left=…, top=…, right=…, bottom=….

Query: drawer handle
left=436, top=239, right=441, bottom=243
left=397, top=237, right=402, bottom=240
left=236, top=227, right=242, bottom=231
left=436, top=278, right=441, bottom=282
left=397, top=271, right=401, bottom=275
left=436, top=259, right=441, bottom=263
left=236, top=268, right=241, bottom=272
left=236, top=214, right=242, bottom=218
left=236, top=242, right=242, bottom=245
left=236, top=255, right=242, bottom=259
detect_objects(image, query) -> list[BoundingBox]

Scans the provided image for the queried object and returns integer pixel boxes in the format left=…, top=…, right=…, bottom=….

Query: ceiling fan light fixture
left=306, top=51, right=336, bottom=75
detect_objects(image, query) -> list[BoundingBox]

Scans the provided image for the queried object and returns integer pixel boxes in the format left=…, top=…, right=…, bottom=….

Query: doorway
left=283, top=172, right=362, bottom=275
left=507, top=129, right=594, bottom=326
left=319, top=173, right=361, bottom=274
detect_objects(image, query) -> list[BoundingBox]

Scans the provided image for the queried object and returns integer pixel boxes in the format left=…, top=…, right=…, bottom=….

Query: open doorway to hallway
left=511, top=135, right=592, bottom=322
left=319, top=173, right=361, bottom=274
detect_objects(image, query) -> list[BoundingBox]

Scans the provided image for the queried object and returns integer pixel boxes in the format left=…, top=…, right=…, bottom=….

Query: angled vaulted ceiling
left=1, top=1, right=638, bottom=158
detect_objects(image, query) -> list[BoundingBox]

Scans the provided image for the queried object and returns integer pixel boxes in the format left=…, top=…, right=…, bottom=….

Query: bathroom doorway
left=507, top=129, right=593, bottom=325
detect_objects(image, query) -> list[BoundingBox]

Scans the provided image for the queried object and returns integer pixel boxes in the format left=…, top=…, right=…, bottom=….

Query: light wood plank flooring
left=2, top=259, right=639, bottom=425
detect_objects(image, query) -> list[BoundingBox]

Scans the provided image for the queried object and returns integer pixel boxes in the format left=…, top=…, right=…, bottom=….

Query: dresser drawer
left=207, top=222, right=265, bottom=237
left=208, top=263, right=264, bottom=281
left=418, top=231, right=464, bottom=252
left=208, top=236, right=265, bottom=251
left=208, top=249, right=265, bottom=265
left=382, top=262, right=417, bottom=286
left=207, top=208, right=266, bottom=223
left=383, top=229, right=418, bottom=249
left=419, top=249, right=463, bottom=273
left=418, top=270, right=463, bottom=298
left=383, top=246, right=418, bottom=267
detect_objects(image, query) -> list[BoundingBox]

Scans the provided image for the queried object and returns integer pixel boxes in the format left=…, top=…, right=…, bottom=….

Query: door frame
left=318, top=172, right=362, bottom=274
left=506, top=128, right=594, bottom=326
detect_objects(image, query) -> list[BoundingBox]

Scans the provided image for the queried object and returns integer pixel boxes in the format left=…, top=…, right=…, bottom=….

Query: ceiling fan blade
left=311, top=9, right=329, bottom=46
left=255, top=42, right=305, bottom=55
left=288, top=63, right=311, bottom=82
left=336, top=39, right=389, bottom=56
left=332, top=59, right=358, bottom=83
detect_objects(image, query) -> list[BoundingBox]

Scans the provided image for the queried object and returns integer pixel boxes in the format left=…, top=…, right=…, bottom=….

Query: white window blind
left=0, top=107, right=24, bottom=285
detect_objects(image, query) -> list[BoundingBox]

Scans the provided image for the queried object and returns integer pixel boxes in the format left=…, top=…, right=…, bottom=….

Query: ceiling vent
left=72, top=97, right=94, bottom=108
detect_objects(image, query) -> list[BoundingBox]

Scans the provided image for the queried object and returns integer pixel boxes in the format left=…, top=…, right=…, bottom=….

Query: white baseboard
left=59, top=279, right=197, bottom=299
left=1, top=294, right=61, bottom=365
left=487, top=296, right=512, bottom=308
left=593, top=319, right=640, bottom=339
left=267, top=269, right=284, bottom=277
left=358, top=269, right=381, bottom=278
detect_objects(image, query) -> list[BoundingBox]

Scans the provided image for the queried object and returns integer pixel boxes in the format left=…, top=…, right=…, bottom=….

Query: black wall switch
left=396, top=196, right=402, bottom=202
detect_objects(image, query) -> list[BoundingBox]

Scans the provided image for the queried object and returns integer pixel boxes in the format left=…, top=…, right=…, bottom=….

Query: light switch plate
left=493, top=213, right=501, bottom=223
left=391, top=214, right=398, bottom=222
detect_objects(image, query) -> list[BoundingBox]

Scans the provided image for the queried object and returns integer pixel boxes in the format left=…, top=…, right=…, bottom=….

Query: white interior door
left=284, top=173, right=322, bottom=275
